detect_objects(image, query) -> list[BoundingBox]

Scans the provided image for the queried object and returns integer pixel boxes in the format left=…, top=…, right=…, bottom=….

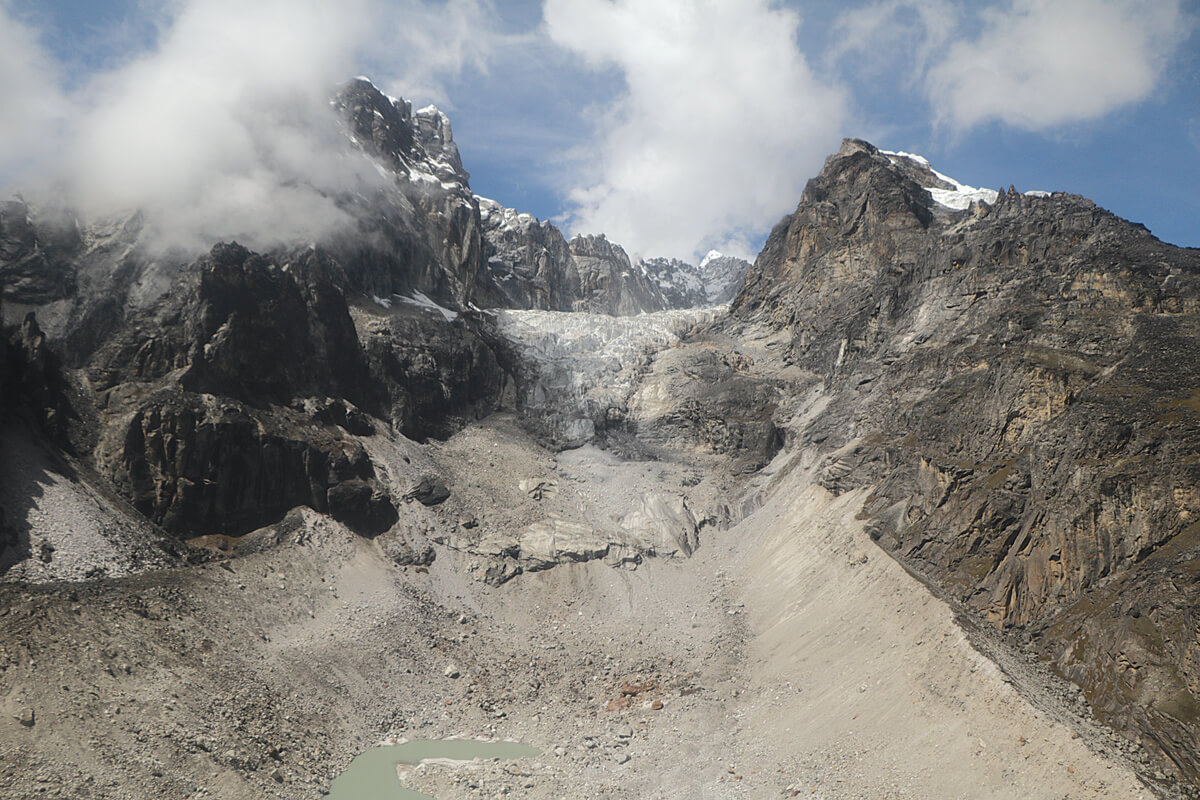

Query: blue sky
left=2, top=0, right=1197, bottom=261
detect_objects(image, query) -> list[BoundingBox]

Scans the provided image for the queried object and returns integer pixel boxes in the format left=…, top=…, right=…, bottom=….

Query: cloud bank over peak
left=63, top=0, right=383, bottom=252
left=2, top=0, right=502, bottom=254
left=2, top=0, right=1196, bottom=259
left=543, top=0, right=846, bottom=263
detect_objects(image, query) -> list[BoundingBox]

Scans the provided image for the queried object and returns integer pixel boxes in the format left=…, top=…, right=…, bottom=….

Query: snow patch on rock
left=881, top=149, right=1000, bottom=210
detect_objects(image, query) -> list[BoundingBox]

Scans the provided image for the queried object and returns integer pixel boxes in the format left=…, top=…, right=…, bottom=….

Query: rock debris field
left=0, top=401, right=1154, bottom=799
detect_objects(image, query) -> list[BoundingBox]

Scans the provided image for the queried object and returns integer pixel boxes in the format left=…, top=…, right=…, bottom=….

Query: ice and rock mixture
left=880, top=148, right=1001, bottom=209
left=478, top=198, right=751, bottom=315
left=699, top=249, right=751, bottom=305
left=0, top=71, right=1190, bottom=800
left=880, top=147, right=1059, bottom=210
left=491, top=306, right=725, bottom=447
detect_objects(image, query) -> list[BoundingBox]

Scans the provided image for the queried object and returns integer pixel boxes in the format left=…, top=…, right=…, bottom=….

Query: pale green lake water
left=325, top=739, right=540, bottom=800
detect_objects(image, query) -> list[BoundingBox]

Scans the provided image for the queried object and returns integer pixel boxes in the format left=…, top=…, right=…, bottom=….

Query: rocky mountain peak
left=730, top=135, right=1200, bottom=780
left=334, top=77, right=416, bottom=174
left=567, top=232, right=630, bottom=266
left=476, top=197, right=747, bottom=314
left=414, top=103, right=465, bottom=178
left=696, top=252, right=750, bottom=305
left=475, top=196, right=583, bottom=312
left=637, top=256, right=705, bottom=308
left=333, top=77, right=469, bottom=187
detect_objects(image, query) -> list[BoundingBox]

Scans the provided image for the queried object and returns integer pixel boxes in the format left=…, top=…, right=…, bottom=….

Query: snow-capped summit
left=334, top=77, right=469, bottom=188
left=879, top=148, right=999, bottom=211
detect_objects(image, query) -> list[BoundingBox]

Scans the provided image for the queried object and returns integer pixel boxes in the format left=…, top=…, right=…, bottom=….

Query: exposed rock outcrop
left=476, top=197, right=582, bottom=311
left=99, top=391, right=397, bottom=537
left=357, top=303, right=505, bottom=442
left=627, top=339, right=786, bottom=472
left=729, top=137, right=1200, bottom=786
left=3, top=312, right=79, bottom=450
left=0, top=201, right=79, bottom=304
left=569, top=233, right=676, bottom=315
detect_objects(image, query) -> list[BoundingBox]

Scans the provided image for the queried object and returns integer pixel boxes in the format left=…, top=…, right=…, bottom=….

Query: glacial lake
left=325, top=739, right=541, bottom=800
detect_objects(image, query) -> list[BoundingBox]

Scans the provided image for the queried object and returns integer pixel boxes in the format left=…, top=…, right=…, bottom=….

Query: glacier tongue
left=492, top=307, right=726, bottom=448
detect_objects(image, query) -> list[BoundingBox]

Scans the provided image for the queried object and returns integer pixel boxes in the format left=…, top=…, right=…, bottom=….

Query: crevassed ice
left=492, top=306, right=726, bottom=440
left=493, top=307, right=724, bottom=378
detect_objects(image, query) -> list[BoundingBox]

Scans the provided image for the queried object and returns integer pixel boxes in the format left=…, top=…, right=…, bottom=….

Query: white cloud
left=828, top=0, right=959, bottom=80
left=372, top=0, right=505, bottom=108
left=926, top=0, right=1189, bottom=131
left=4, top=0, right=507, bottom=254
left=57, top=0, right=385, bottom=252
left=543, top=0, right=846, bottom=262
left=0, top=5, right=67, bottom=186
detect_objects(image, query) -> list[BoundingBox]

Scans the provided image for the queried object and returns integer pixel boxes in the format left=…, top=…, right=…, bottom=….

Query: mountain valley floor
left=0, top=412, right=1157, bottom=800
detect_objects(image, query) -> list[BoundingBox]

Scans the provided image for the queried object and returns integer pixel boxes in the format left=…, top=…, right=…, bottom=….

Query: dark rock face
left=0, top=201, right=79, bottom=304
left=569, top=233, right=674, bottom=315
left=3, top=313, right=79, bottom=450
left=732, top=138, right=1200, bottom=785
left=329, top=78, right=484, bottom=309
left=0, top=291, right=5, bottom=408
left=476, top=197, right=582, bottom=311
left=85, top=243, right=374, bottom=406
left=67, top=232, right=511, bottom=538
left=358, top=306, right=505, bottom=441
left=74, top=241, right=407, bottom=538
left=100, top=392, right=396, bottom=537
